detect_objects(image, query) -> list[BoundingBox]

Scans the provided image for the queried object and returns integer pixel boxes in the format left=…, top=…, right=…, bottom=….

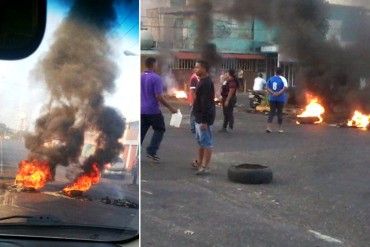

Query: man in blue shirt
left=141, top=57, right=177, bottom=162
left=265, top=67, right=288, bottom=133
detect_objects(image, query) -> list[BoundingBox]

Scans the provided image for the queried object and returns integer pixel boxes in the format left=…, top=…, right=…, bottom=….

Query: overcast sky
left=0, top=0, right=139, bottom=130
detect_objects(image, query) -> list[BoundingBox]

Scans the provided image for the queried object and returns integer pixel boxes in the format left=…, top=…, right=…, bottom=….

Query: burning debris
left=63, top=163, right=100, bottom=197
left=15, top=160, right=53, bottom=190
left=169, top=90, right=187, bottom=99
left=346, top=111, right=370, bottom=129
left=296, top=96, right=325, bottom=124
left=16, top=0, right=125, bottom=193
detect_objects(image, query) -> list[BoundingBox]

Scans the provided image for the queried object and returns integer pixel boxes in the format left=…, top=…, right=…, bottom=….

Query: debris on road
left=100, top=196, right=139, bottom=209
left=184, top=230, right=194, bottom=236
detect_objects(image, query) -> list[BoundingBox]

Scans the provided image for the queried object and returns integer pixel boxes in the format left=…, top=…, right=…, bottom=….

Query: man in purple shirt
left=141, top=57, right=177, bottom=162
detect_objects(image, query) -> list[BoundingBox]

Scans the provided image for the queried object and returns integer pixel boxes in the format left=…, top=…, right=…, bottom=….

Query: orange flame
left=347, top=111, right=370, bottom=128
left=297, top=96, right=325, bottom=124
left=173, top=90, right=187, bottom=99
left=15, top=160, right=53, bottom=190
left=63, top=163, right=100, bottom=196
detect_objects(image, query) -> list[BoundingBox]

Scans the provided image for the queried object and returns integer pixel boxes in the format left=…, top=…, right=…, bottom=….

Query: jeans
left=268, top=101, right=284, bottom=124
left=190, top=105, right=195, bottom=131
left=222, top=97, right=236, bottom=129
left=141, top=113, right=165, bottom=156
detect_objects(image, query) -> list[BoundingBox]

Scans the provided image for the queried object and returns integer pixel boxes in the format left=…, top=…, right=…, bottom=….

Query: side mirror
left=0, top=0, right=47, bottom=60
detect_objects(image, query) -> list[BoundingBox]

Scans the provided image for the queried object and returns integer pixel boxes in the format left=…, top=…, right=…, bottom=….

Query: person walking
left=265, top=67, right=288, bottom=133
left=141, top=57, right=177, bottom=162
left=191, top=60, right=216, bottom=175
left=188, top=72, right=200, bottom=133
left=219, top=69, right=238, bottom=132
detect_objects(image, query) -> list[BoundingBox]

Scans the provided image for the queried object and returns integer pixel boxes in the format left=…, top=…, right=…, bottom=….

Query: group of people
left=141, top=56, right=288, bottom=175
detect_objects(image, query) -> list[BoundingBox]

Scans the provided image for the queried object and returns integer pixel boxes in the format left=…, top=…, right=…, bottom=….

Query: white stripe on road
left=142, top=190, right=153, bottom=195
left=309, top=230, right=343, bottom=244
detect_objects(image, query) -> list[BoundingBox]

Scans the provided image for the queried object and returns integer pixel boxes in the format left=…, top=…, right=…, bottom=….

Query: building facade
left=141, top=0, right=370, bottom=91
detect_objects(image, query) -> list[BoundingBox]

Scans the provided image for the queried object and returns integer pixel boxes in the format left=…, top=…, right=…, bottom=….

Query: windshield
left=0, top=0, right=139, bottom=241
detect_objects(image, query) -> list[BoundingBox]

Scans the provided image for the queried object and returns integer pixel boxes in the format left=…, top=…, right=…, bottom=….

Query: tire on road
left=227, top=164, right=273, bottom=184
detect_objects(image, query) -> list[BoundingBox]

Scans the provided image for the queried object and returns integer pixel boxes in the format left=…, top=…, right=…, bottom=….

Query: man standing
left=253, top=73, right=266, bottom=91
left=141, top=57, right=177, bottom=162
left=237, top=69, right=244, bottom=85
left=192, top=60, right=216, bottom=175
left=265, top=67, right=288, bottom=133
left=188, top=72, right=200, bottom=133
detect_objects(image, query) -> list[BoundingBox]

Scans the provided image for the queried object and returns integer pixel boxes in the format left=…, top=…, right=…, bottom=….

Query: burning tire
left=227, top=164, right=273, bottom=184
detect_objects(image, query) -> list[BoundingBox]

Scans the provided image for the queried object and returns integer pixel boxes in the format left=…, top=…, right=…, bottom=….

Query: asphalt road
left=141, top=95, right=370, bottom=247
left=0, top=139, right=138, bottom=231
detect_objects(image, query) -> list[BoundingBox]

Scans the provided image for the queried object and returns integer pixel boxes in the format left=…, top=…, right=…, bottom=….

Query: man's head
left=194, top=60, right=210, bottom=77
left=275, top=67, right=283, bottom=75
left=145, top=57, right=157, bottom=71
left=258, top=73, right=263, bottom=78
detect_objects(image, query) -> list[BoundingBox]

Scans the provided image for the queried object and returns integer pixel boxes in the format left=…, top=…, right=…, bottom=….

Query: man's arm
left=156, top=94, right=177, bottom=113
left=225, top=81, right=237, bottom=107
left=275, top=77, right=288, bottom=96
left=200, top=82, right=213, bottom=124
left=265, top=80, right=274, bottom=94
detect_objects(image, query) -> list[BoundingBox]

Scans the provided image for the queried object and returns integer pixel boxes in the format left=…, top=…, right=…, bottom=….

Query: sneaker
left=227, top=127, right=233, bottom=132
left=147, top=154, right=160, bottom=163
left=195, top=167, right=206, bottom=175
left=204, top=167, right=210, bottom=174
left=266, top=128, right=272, bottom=133
left=278, top=129, right=284, bottom=133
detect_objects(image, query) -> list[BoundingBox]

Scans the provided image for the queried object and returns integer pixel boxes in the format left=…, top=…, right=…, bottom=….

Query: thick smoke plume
left=27, top=0, right=125, bottom=179
left=194, top=0, right=370, bottom=112
left=192, top=0, right=222, bottom=68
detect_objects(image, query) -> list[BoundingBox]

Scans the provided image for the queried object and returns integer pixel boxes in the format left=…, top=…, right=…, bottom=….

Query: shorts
left=195, top=123, right=213, bottom=148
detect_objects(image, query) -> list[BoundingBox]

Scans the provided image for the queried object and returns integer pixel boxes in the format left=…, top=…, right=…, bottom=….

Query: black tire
left=227, top=164, right=273, bottom=184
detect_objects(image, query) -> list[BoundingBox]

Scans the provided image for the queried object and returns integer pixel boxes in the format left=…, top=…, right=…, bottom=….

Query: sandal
left=191, top=159, right=200, bottom=170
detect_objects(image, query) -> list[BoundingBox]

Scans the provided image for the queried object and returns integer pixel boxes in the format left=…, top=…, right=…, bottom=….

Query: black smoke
left=195, top=0, right=370, bottom=113
left=193, top=0, right=222, bottom=68
left=26, top=0, right=125, bottom=179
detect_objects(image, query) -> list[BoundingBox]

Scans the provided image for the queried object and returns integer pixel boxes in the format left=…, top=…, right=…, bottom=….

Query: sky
left=0, top=0, right=139, bottom=130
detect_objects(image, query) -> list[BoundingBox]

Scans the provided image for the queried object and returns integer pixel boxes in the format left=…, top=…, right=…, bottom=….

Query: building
left=141, top=0, right=275, bottom=92
left=141, top=0, right=370, bottom=91
left=83, top=120, right=139, bottom=171
left=120, top=120, right=139, bottom=171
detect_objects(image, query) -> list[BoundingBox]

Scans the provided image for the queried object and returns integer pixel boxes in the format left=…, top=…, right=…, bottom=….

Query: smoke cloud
left=192, top=0, right=222, bottom=68
left=192, top=0, right=370, bottom=112
left=26, top=0, right=125, bottom=179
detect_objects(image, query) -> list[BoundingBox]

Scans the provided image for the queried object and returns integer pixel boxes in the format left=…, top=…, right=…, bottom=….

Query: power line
left=110, top=8, right=139, bottom=34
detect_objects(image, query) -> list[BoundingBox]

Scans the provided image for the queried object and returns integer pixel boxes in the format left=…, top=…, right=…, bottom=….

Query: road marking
left=142, top=190, right=153, bottom=195
left=309, top=230, right=343, bottom=244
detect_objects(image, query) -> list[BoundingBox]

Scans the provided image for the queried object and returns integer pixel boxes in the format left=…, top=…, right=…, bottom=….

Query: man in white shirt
left=253, top=73, right=266, bottom=91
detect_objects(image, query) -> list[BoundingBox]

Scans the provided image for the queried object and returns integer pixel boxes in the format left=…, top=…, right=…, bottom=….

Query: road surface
left=0, top=139, right=138, bottom=230
left=141, top=95, right=369, bottom=247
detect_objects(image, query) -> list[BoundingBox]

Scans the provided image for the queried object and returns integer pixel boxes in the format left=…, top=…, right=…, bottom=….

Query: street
left=0, top=139, right=138, bottom=230
left=141, top=95, right=370, bottom=247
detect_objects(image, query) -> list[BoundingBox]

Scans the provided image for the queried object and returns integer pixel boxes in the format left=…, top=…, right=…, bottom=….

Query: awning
left=173, top=52, right=201, bottom=60
left=221, top=54, right=265, bottom=60
left=173, top=52, right=265, bottom=60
